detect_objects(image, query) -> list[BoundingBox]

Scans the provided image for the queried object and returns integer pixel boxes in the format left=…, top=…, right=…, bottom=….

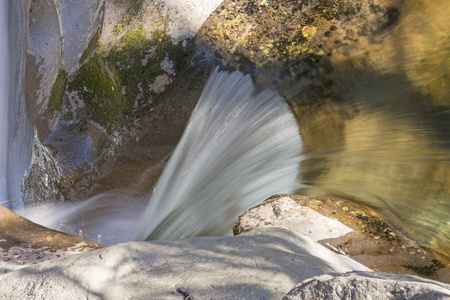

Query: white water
left=135, top=67, right=304, bottom=240
left=0, top=0, right=10, bottom=208
left=20, top=193, right=147, bottom=246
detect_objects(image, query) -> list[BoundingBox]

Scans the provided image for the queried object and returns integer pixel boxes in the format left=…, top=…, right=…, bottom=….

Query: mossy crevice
left=48, top=69, right=68, bottom=112
left=80, top=28, right=101, bottom=64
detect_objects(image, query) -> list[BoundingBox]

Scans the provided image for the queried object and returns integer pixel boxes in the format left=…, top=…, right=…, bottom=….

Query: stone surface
left=0, top=227, right=370, bottom=299
left=284, top=271, right=450, bottom=300
left=0, top=205, right=103, bottom=274
left=235, top=194, right=450, bottom=283
left=236, top=195, right=353, bottom=241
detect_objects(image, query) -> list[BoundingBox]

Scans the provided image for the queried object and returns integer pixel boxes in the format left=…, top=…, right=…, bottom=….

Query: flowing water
left=292, top=0, right=450, bottom=255
left=135, top=67, right=304, bottom=240
left=20, top=68, right=303, bottom=245
left=20, top=193, right=146, bottom=246
left=0, top=1, right=32, bottom=210
left=0, top=0, right=10, bottom=208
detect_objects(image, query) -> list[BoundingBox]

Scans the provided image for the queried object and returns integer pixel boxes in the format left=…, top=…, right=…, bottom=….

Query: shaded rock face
left=0, top=228, right=370, bottom=299
left=20, top=0, right=224, bottom=204
left=284, top=271, right=450, bottom=300
left=21, top=130, right=65, bottom=206
left=26, top=0, right=104, bottom=122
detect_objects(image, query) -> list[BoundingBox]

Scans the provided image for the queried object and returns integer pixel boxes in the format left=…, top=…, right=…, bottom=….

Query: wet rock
left=284, top=271, right=450, bottom=300
left=0, top=228, right=370, bottom=299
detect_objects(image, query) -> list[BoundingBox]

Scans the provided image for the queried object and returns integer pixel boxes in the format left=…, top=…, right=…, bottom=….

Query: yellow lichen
left=302, top=26, right=318, bottom=38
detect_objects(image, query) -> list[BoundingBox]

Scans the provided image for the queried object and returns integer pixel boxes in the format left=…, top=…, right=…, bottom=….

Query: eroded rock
left=235, top=194, right=450, bottom=283
left=284, top=271, right=450, bottom=300
left=235, top=195, right=353, bottom=241
left=0, top=205, right=103, bottom=274
left=0, top=227, right=370, bottom=299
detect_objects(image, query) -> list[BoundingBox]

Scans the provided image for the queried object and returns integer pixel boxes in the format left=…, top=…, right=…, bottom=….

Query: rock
left=283, top=271, right=450, bottom=300
left=235, top=195, right=353, bottom=241
left=21, top=129, right=65, bottom=206
left=0, top=205, right=103, bottom=274
left=0, top=227, right=370, bottom=299
left=235, top=195, right=450, bottom=283
left=154, top=0, right=224, bottom=43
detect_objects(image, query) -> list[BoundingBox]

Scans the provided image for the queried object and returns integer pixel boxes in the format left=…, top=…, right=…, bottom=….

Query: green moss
left=106, top=25, right=193, bottom=108
left=80, top=28, right=101, bottom=64
left=70, top=15, right=195, bottom=130
left=48, top=69, right=68, bottom=112
left=68, top=56, right=129, bottom=133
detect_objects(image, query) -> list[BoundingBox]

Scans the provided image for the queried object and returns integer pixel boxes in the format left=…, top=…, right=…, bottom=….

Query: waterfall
left=0, top=1, right=32, bottom=210
left=135, top=67, right=304, bottom=240
left=0, top=0, right=10, bottom=208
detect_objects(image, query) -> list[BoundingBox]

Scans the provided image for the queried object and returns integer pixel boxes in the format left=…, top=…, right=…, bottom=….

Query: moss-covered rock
left=68, top=55, right=128, bottom=133
left=48, top=69, right=68, bottom=112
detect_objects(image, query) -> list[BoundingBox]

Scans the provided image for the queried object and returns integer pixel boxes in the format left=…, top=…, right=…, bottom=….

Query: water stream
left=135, top=67, right=304, bottom=240
left=20, top=68, right=303, bottom=245
left=0, top=0, right=10, bottom=208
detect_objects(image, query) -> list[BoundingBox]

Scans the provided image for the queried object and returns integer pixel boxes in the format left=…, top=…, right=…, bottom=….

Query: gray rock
left=283, top=271, right=450, bottom=300
left=59, top=0, right=104, bottom=74
left=237, top=196, right=353, bottom=241
left=0, top=228, right=370, bottom=299
left=21, top=129, right=65, bottom=206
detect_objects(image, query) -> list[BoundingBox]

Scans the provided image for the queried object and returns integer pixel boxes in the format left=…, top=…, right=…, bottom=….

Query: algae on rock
left=48, top=69, right=68, bottom=112
left=68, top=56, right=129, bottom=133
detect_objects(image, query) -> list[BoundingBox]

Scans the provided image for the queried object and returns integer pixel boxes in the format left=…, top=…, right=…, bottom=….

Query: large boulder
left=0, top=227, right=370, bottom=299
left=284, top=271, right=450, bottom=300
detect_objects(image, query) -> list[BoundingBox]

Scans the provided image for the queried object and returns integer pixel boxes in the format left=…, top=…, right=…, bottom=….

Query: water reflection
left=292, top=0, right=450, bottom=256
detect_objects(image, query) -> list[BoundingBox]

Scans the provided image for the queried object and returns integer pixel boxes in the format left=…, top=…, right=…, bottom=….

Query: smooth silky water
left=20, top=67, right=304, bottom=245
left=0, top=0, right=9, bottom=207
left=135, top=67, right=304, bottom=240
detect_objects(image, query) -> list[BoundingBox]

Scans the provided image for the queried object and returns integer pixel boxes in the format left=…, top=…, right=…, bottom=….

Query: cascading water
left=135, top=67, right=304, bottom=240
left=0, top=1, right=32, bottom=210
left=20, top=67, right=303, bottom=245
left=0, top=0, right=10, bottom=208
left=7, top=0, right=33, bottom=211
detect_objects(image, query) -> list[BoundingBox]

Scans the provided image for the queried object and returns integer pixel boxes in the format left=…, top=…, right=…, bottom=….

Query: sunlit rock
left=235, top=194, right=450, bottom=283
left=0, top=228, right=370, bottom=299
left=284, top=271, right=450, bottom=300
